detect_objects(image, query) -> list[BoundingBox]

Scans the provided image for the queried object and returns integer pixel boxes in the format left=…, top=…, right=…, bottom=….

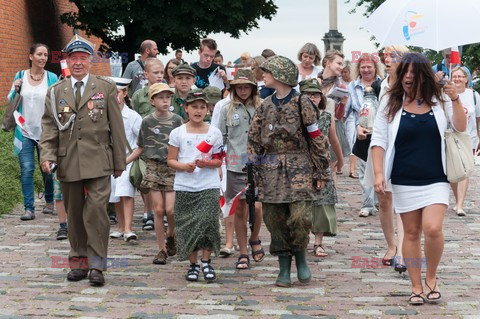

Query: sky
left=158, top=0, right=377, bottom=64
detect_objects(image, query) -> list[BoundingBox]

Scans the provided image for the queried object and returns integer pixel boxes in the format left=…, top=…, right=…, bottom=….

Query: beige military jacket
left=40, top=75, right=127, bottom=182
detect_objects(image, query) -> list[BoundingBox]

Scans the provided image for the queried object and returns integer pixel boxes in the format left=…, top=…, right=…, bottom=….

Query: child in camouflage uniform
left=127, top=83, right=183, bottom=265
left=247, top=56, right=331, bottom=287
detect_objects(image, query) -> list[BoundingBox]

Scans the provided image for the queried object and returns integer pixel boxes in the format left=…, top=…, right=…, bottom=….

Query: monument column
left=323, top=0, right=346, bottom=54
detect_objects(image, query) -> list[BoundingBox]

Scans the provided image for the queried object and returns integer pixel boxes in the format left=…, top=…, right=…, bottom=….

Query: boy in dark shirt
left=191, top=38, right=227, bottom=88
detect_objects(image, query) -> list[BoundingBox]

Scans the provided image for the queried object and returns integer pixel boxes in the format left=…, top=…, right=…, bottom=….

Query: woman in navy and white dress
left=371, top=53, right=466, bottom=305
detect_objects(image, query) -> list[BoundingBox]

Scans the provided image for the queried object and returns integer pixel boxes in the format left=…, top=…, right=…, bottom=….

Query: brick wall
left=0, top=0, right=111, bottom=101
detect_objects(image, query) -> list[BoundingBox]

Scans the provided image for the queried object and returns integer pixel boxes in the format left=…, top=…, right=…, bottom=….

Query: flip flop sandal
left=408, top=292, right=425, bottom=305
left=235, top=254, right=250, bottom=269
left=349, top=173, right=359, bottom=179
left=425, top=280, right=442, bottom=303
left=313, top=244, right=328, bottom=257
left=249, top=240, right=265, bottom=262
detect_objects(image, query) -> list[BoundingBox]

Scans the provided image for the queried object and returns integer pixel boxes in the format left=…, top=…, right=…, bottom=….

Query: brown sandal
left=249, top=240, right=265, bottom=262
left=313, top=245, right=328, bottom=257
left=153, top=250, right=167, bottom=265
left=235, top=254, right=250, bottom=269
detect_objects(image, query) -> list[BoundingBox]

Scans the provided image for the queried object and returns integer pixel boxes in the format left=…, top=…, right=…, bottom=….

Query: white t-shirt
left=459, top=89, right=480, bottom=148
left=210, top=96, right=231, bottom=128
left=169, top=124, right=223, bottom=192
left=122, top=105, right=142, bottom=153
left=20, top=71, right=48, bottom=140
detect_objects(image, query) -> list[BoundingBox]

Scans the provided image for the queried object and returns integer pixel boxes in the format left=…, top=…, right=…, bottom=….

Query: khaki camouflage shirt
left=247, top=91, right=330, bottom=203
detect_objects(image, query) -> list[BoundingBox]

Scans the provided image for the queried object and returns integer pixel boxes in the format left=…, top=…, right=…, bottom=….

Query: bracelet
left=451, top=95, right=460, bottom=102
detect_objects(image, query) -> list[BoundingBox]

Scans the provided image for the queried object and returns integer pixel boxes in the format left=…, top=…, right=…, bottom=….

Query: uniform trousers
left=61, top=175, right=111, bottom=271
left=262, top=201, right=312, bottom=256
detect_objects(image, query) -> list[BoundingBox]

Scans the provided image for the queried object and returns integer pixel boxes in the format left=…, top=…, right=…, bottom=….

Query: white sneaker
left=110, top=231, right=124, bottom=238
left=124, top=232, right=137, bottom=242
left=359, top=209, right=370, bottom=217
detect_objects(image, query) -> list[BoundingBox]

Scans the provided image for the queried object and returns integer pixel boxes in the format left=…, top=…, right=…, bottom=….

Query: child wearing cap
left=167, top=89, right=225, bottom=282
left=108, top=77, right=142, bottom=242
left=299, top=78, right=343, bottom=258
left=171, top=62, right=196, bottom=121
left=247, top=56, right=330, bottom=287
left=127, top=83, right=183, bottom=265
left=203, top=86, right=222, bottom=124
left=218, top=69, right=264, bottom=269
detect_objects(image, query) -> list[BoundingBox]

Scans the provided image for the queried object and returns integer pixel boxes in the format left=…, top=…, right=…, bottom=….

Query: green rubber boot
left=294, top=250, right=311, bottom=283
left=275, top=255, right=292, bottom=287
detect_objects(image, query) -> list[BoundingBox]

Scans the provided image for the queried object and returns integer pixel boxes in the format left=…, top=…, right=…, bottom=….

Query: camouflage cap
left=185, top=88, right=209, bottom=104
left=203, top=86, right=222, bottom=104
left=172, top=62, right=196, bottom=77
left=260, top=55, right=298, bottom=87
left=230, top=68, right=256, bottom=86
left=299, top=78, right=322, bottom=94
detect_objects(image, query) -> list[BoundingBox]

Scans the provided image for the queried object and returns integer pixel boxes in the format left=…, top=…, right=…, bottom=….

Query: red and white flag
left=225, top=67, right=251, bottom=81
left=220, top=187, right=247, bottom=218
left=450, top=47, right=461, bottom=65
left=61, top=59, right=71, bottom=78
left=196, top=134, right=218, bottom=153
left=14, top=110, right=32, bottom=137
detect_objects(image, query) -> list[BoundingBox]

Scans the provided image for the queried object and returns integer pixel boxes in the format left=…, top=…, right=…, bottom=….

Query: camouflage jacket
left=247, top=91, right=330, bottom=203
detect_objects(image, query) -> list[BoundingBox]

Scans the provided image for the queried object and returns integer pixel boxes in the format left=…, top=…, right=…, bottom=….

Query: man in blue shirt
left=433, top=48, right=472, bottom=87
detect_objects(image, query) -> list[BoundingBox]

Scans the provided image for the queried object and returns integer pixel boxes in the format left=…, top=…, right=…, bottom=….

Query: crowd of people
left=6, top=35, right=478, bottom=305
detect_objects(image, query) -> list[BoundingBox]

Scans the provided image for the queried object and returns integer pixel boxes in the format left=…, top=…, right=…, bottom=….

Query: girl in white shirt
left=168, top=89, right=225, bottom=282
left=450, top=67, right=480, bottom=216
left=108, top=78, right=142, bottom=241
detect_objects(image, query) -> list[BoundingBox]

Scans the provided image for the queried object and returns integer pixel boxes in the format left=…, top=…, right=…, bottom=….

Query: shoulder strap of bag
left=137, top=59, right=145, bottom=70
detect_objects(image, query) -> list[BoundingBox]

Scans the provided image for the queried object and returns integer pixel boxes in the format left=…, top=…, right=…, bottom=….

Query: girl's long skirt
left=174, top=189, right=221, bottom=261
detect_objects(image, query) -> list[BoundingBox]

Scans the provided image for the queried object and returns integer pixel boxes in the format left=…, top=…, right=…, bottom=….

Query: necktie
left=75, top=81, right=83, bottom=107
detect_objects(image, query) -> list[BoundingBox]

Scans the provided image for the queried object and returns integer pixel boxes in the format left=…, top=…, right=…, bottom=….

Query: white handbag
left=442, top=103, right=474, bottom=183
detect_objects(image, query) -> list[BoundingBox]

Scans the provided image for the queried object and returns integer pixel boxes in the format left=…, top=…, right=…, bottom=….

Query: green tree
left=61, top=0, right=278, bottom=63
left=347, top=0, right=480, bottom=74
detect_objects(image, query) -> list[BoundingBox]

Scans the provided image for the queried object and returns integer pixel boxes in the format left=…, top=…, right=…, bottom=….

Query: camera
left=49, top=162, right=58, bottom=173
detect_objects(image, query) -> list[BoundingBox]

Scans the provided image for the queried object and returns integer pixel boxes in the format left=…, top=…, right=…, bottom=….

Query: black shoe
left=109, top=215, right=118, bottom=225
left=56, top=227, right=68, bottom=240
left=67, top=269, right=89, bottom=281
left=142, top=213, right=154, bottom=230
left=89, top=269, right=105, bottom=286
left=20, top=210, right=35, bottom=221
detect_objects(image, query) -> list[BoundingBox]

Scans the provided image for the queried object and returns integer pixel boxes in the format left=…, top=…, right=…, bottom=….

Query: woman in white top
left=8, top=43, right=58, bottom=221
left=450, top=67, right=480, bottom=216
left=346, top=54, right=384, bottom=217
left=108, top=78, right=142, bottom=241
left=374, top=45, right=409, bottom=274
left=318, top=50, right=350, bottom=179
left=296, top=43, right=323, bottom=82
left=372, top=53, right=466, bottom=305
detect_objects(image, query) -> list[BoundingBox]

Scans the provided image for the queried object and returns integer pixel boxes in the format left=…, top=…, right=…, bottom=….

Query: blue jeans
left=18, top=137, right=53, bottom=211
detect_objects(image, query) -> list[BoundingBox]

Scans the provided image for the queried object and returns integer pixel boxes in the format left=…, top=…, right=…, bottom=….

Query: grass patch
left=0, top=107, right=44, bottom=216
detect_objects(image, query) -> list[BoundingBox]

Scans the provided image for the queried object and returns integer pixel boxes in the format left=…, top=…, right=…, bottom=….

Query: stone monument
left=323, top=0, right=346, bottom=53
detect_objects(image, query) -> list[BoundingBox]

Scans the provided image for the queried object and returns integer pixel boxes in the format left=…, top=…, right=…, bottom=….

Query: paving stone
left=276, top=296, right=313, bottom=302
left=259, top=309, right=293, bottom=315
left=70, top=297, right=104, bottom=303
left=349, top=309, right=383, bottom=315
left=68, top=305, right=106, bottom=312
left=287, top=305, right=324, bottom=311
left=385, top=309, right=419, bottom=315
left=129, top=313, right=175, bottom=319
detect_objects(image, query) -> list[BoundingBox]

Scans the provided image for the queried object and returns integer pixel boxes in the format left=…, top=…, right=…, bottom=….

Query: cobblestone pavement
left=1, top=164, right=479, bottom=319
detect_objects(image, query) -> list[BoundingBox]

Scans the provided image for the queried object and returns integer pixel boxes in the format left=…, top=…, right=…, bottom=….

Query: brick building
left=0, top=0, right=111, bottom=100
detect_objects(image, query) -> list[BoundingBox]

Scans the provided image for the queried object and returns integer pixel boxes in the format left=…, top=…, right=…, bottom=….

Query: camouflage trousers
left=262, top=201, right=313, bottom=256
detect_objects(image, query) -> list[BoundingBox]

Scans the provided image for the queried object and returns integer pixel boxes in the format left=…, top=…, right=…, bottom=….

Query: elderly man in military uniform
left=40, top=35, right=126, bottom=286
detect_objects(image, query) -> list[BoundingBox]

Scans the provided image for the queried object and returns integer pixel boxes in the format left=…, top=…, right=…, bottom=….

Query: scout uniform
left=39, top=35, right=127, bottom=285
left=170, top=63, right=196, bottom=121
left=247, top=56, right=330, bottom=287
